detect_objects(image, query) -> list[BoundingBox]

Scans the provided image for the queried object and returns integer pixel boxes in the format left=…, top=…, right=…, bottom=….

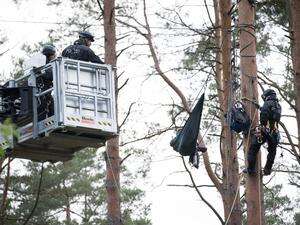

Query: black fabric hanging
left=170, top=93, right=205, bottom=167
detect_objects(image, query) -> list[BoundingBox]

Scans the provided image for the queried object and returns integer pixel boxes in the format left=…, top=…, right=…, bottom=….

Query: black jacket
left=62, top=42, right=104, bottom=64
left=260, top=94, right=281, bottom=128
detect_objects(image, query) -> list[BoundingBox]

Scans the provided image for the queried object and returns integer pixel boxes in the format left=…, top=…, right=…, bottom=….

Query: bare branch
left=274, top=169, right=300, bottom=175
left=0, top=49, right=10, bottom=57
left=120, top=126, right=174, bottom=146
left=167, top=184, right=215, bottom=188
left=117, top=78, right=129, bottom=93
left=120, top=153, right=132, bottom=165
left=116, top=18, right=146, bottom=37
left=151, top=170, right=186, bottom=191
left=117, top=44, right=136, bottom=58
left=204, top=0, right=215, bottom=28
left=257, top=71, right=296, bottom=110
left=141, top=1, right=191, bottom=112
left=116, top=34, right=130, bottom=42
left=202, top=151, right=223, bottom=192
left=119, top=102, right=135, bottom=130
left=279, top=121, right=300, bottom=165
left=141, top=0, right=223, bottom=195
left=181, top=157, right=225, bottom=224
left=69, top=209, right=85, bottom=219
left=117, top=71, right=125, bottom=79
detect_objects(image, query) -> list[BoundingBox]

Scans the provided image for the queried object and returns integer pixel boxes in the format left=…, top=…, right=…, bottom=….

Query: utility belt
left=251, top=124, right=280, bottom=145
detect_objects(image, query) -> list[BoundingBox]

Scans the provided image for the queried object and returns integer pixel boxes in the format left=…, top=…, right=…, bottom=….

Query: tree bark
left=0, top=158, right=11, bottom=225
left=103, top=0, right=122, bottom=224
left=291, top=0, right=300, bottom=159
left=219, top=1, right=242, bottom=224
left=238, top=0, right=264, bottom=224
left=62, top=162, right=71, bottom=224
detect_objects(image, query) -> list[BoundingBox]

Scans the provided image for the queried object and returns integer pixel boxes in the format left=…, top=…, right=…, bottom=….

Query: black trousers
left=37, top=94, right=53, bottom=121
left=37, top=78, right=53, bottom=121
left=247, top=128, right=279, bottom=172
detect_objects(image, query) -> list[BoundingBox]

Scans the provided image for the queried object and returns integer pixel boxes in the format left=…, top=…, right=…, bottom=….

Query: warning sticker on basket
left=81, top=116, right=95, bottom=125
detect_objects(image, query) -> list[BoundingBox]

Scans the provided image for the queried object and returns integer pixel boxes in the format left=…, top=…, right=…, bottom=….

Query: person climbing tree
left=244, top=89, right=281, bottom=176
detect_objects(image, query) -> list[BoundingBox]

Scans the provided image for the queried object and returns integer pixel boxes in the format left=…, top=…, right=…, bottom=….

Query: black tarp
left=170, top=93, right=205, bottom=157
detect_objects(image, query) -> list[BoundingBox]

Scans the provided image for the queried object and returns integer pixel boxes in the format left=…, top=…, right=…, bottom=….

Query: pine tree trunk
left=103, top=0, right=122, bottom=224
left=238, top=1, right=264, bottom=224
left=0, top=159, right=11, bottom=225
left=65, top=202, right=71, bottom=224
left=219, top=1, right=242, bottom=224
left=291, top=0, right=300, bottom=155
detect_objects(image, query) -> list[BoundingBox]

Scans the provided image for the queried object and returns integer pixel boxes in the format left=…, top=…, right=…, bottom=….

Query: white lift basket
left=0, top=57, right=117, bottom=162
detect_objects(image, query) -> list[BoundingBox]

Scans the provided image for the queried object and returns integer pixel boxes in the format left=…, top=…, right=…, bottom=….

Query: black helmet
left=261, top=89, right=276, bottom=101
left=79, top=31, right=95, bottom=42
left=42, top=44, right=56, bottom=56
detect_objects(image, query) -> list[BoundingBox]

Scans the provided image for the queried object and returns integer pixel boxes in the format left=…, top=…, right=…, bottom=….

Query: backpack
left=269, top=100, right=281, bottom=122
left=229, top=101, right=251, bottom=133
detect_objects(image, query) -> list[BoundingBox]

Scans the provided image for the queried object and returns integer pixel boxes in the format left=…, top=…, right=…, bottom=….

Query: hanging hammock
left=170, top=93, right=205, bottom=167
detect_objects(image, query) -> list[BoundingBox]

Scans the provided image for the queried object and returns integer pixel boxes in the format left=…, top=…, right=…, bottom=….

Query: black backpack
left=269, top=99, right=281, bottom=122
left=229, top=101, right=251, bottom=133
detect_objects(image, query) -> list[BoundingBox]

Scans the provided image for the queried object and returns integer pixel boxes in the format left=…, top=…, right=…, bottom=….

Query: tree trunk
left=103, top=0, right=122, bottom=224
left=65, top=202, right=71, bottom=224
left=291, top=0, right=300, bottom=156
left=219, top=1, right=242, bottom=224
left=62, top=163, right=71, bottom=224
left=0, top=158, right=11, bottom=225
left=238, top=1, right=264, bottom=224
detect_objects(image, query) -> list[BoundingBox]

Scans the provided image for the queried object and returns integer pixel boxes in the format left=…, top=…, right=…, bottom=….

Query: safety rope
left=224, top=10, right=240, bottom=196
left=224, top=173, right=244, bottom=225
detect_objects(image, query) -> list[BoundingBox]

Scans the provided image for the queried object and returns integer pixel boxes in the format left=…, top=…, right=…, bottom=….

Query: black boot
left=263, top=167, right=272, bottom=176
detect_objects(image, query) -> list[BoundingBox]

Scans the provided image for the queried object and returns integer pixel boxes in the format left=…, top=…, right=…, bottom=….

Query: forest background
left=0, top=0, right=299, bottom=225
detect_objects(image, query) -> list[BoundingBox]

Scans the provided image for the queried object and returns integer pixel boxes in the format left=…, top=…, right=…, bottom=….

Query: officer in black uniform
left=38, top=44, right=57, bottom=120
left=62, top=31, right=104, bottom=64
left=244, top=89, right=281, bottom=176
left=42, top=44, right=57, bottom=64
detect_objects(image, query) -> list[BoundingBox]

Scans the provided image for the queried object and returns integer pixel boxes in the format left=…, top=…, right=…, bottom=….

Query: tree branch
left=117, top=78, right=129, bottom=93
left=181, top=157, right=224, bottom=224
left=120, top=126, right=174, bottom=146
left=120, top=154, right=132, bottom=165
left=118, top=102, right=135, bottom=130
left=167, top=184, right=215, bottom=188
left=141, top=0, right=190, bottom=112
left=279, top=121, right=300, bottom=165
left=141, top=0, right=224, bottom=196
left=257, top=71, right=296, bottom=110
left=202, top=150, right=223, bottom=192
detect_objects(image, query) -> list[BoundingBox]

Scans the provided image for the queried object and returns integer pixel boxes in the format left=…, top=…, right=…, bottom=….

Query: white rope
left=224, top=173, right=244, bottom=225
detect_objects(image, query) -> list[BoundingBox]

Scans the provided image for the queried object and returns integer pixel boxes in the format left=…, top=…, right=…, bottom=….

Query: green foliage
left=183, top=36, right=215, bottom=71
left=254, top=0, right=291, bottom=57
left=295, top=213, right=300, bottom=225
left=241, top=184, right=295, bottom=225
left=0, top=119, right=19, bottom=157
left=4, top=149, right=150, bottom=224
left=264, top=185, right=293, bottom=225
left=256, top=0, right=290, bottom=28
